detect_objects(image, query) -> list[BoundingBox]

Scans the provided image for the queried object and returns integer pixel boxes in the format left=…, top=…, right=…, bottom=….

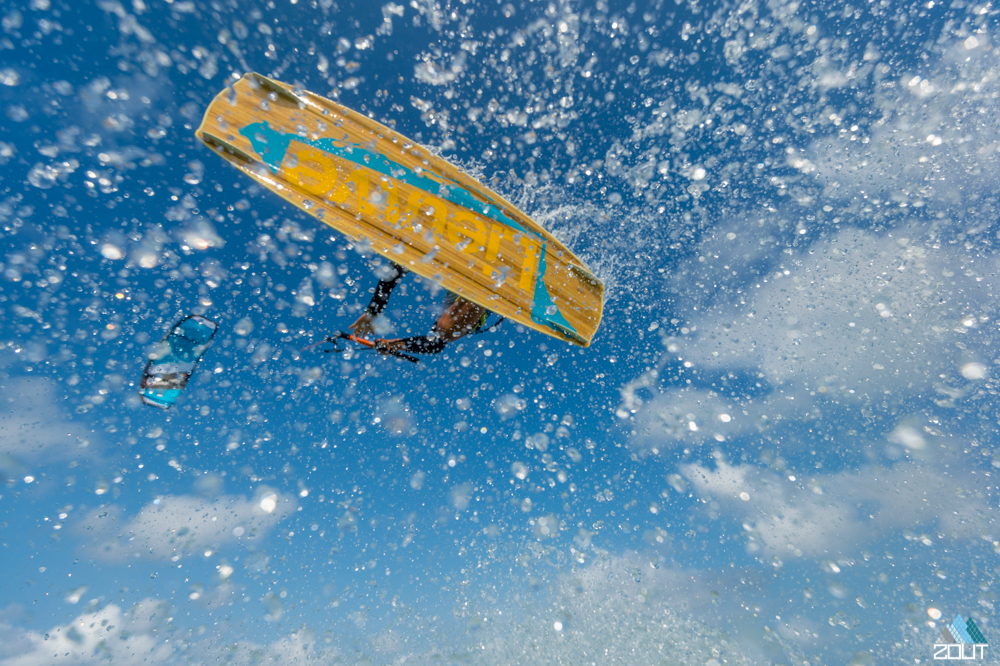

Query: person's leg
left=351, top=262, right=408, bottom=338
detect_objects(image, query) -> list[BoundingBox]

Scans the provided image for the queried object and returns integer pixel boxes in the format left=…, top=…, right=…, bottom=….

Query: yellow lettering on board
left=482, top=225, right=503, bottom=276
left=329, top=168, right=375, bottom=216
left=519, top=236, right=538, bottom=290
left=397, top=189, right=421, bottom=232
left=447, top=210, right=488, bottom=252
left=284, top=146, right=339, bottom=197
left=404, top=189, right=448, bottom=241
left=363, top=177, right=400, bottom=225
left=381, top=183, right=401, bottom=224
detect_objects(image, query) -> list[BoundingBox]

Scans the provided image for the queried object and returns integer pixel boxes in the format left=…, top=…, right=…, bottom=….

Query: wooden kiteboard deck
left=195, top=73, right=603, bottom=346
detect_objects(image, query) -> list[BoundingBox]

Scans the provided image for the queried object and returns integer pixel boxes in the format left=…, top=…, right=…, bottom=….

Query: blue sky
left=1, top=0, right=999, bottom=664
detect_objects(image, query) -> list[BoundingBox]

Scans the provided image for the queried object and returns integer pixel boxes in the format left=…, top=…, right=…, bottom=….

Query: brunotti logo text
left=933, top=614, right=987, bottom=661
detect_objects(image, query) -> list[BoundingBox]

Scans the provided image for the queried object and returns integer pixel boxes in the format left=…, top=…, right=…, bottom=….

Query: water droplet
left=0, top=68, right=20, bottom=86
left=961, top=362, right=987, bottom=380
left=100, top=244, right=123, bottom=260
left=27, top=163, right=58, bottom=189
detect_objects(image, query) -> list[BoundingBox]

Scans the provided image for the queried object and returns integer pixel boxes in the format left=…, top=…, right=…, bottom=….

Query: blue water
left=0, top=1, right=997, bottom=664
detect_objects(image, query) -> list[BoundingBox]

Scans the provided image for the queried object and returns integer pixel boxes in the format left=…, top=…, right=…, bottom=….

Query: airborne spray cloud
left=0, top=0, right=996, bottom=663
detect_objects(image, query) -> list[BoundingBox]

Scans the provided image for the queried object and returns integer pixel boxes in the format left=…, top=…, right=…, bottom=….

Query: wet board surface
left=195, top=73, right=603, bottom=347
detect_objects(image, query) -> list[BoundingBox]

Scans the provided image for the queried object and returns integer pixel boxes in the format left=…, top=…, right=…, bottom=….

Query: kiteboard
left=195, top=73, right=603, bottom=347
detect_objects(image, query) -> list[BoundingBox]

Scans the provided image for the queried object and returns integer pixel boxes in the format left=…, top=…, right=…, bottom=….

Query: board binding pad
left=196, top=73, right=603, bottom=347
